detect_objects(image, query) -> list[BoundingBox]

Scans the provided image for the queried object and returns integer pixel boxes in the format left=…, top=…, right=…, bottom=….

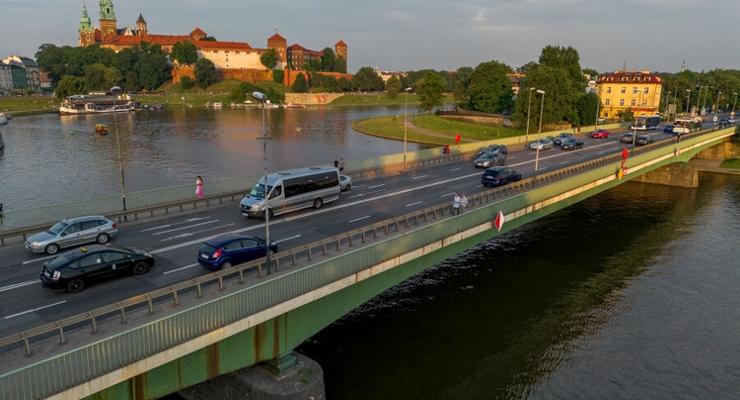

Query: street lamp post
left=403, top=87, right=413, bottom=162
left=702, top=86, right=711, bottom=114
left=732, top=92, right=738, bottom=117
left=525, top=87, right=535, bottom=143
left=594, top=86, right=601, bottom=131
left=535, top=89, right=545, bottom=176
left=685, top=89, right=692, bottom=116
left=253, top=91, right=272, bottom=274
left=714, top=91, right=722, bottom=126
left=114, top=118, right=126, bottom=214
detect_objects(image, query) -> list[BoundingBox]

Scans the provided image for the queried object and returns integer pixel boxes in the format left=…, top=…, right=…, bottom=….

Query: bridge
left=0, top=123, right=735, bottom=399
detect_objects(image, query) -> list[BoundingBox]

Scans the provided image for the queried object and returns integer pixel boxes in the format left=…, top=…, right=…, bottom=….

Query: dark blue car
left=198, top=233, right=278, bottom=270
left=481, top=166, right=522, bottom=187
left=663, top=125, right=674, bottom=133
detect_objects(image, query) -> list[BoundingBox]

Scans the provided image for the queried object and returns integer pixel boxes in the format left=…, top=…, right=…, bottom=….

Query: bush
left=272, top=70, right=284, bottom=84
left=180, top=76, right=195, bottom=89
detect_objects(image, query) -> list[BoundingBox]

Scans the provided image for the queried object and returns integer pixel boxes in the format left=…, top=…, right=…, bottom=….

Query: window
left=619, top=99, right=625, bottom=106
left=642, top=99, right=648, bottom=106
left=81, top=220, right=103, bottom=231
left=607, top=86, right=612, bottom=94
left=644, top=87, right=649, bottom=94
left=224, top=241, right=243, bottom=251
left=269, top=185, right=282, bottom=199
left=101, top=251, right=127, bottom=263
left=605, top=99, right=611, bottom=106
left=239, top=239, right=258, bottom=249
left=78, top=254, right=101, bottom=268
left=632, top=87, right=639, bottom=94
left=621, top=87, right=626, bottom=94
left=62, top=223, right=82, bottom=236
left=284, top=172, right=339, bottom=198
left=631, top=99, right=637, bottom=106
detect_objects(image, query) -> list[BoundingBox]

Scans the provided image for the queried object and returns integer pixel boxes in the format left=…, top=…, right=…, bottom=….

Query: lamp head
left=536, top=89, right=545, bottom=94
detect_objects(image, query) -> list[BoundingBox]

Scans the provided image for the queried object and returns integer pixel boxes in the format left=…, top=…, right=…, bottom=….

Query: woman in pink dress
left=195, top=176, right=204, bottom=198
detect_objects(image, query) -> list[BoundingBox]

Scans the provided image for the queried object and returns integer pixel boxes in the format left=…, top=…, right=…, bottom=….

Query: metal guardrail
left=0, top=126, right=732, bottom=400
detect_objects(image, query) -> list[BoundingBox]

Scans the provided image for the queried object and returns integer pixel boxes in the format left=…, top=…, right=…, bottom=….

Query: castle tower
left=136, top=13, right=147, bottom=36
left=78, top=3, right=95, bottom=47
left=99, top=0, right=117, bottom=38
left=267, top=32, right=287, bottom=69
left=335, top=40, right=347, bottom=72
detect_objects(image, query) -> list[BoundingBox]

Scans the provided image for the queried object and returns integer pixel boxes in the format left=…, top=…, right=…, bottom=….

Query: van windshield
left=249, top=184, right=274, bottom=199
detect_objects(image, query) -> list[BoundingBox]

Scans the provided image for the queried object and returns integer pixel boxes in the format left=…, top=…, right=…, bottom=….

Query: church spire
left=79, top=2, right=93, bottom=32
left=99, top=0, right=116, bottom=21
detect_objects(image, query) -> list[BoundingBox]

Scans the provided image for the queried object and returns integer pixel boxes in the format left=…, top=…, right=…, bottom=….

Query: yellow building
left=596, top=70, right=663, bottom=119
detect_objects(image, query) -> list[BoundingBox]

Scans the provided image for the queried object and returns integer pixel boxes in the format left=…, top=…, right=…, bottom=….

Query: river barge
left=59, top=94, right=136, bottom=115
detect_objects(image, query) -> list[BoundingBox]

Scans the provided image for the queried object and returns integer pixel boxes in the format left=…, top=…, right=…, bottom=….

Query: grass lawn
left=0, top=96, right=59, bottom=115
left=353, top=116, right=453, bottom=146
left=330, top=93, right=454, bottom=107
left=412, top=114, right=524, bottom=141
left=142, top=79, right=287, bottom=107
left=721, top=158, right=740, bottom=169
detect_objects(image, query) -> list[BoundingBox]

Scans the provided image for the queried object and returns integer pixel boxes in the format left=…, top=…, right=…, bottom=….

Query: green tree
left=464, top=61, right=514, bottom=113
left=171, top=41, right=198, bottom=65
left=452, top=66, right=474, bottom=101
left=538, top=45, right=586, bottom=90
left=55, top=75, right=86, bottom=98
left=309, top=73, right=338, bottom=92
left=133, top=44, right=170, bottom=90
left=304, top=58, right=321, bottom=72
left=260, top=49, right=277, bottom=70
left=291, top=73, right=309, bottom=92
left=335, top=58, right=347, bottom=74
left=272, top=69, right=284, bottom=84
left=575, top=93, right=600, bottom=127
left=582, top=68, right=599, bottom=80
left=416, top=72, right=446, bottom=112
left=320, top=48, right=336, bottom=72
left=336, top=77, right=351, bottom=92
left=180, top=76, right=195, bottom=90
left=123, top=70, right=140, bottom=91
left=194, top=58, right=218, bottom=88
left=513, top=64, right=580, bottom=127
left=83, top=63, right=121, bottom=91
left=617, top=107, right=634, bottom=121
left=385, top=75, right=401, bottom=98
left=351, top=67, right=384, bottom=91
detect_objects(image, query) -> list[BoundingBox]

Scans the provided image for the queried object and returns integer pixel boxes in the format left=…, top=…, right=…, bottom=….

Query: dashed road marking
left=4, top=301, right=67, bottom=319
left=348, top=215, right=371, bottom=223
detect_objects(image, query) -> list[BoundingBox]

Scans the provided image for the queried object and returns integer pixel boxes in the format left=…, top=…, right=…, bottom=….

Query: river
left=297, top=174, right=740, bottom=399
left=0, top=107, right=421, bottom=210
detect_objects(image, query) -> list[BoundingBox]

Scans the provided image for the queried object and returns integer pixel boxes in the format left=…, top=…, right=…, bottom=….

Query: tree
left=336, top=77, right=351, bottom=92
left=464, top=61, right=514, bottom=113
left=452, top=66, right=474, bottom=101
left=180, top=76, right=195, bottom=90
left=335, top=58, right=347, bottom=74
left=582, top=68, right=599, bottom=80
left=55, top=76, right=86, bottom=98
left=260, top=49, right=277, bottom=70
left=272, top=69, right=284, bottom=84
left=416, top=72, right=446, bottom=112
left=133, top=43, right=170, bottom=90
left=351, top=67, right=384, bottom=92
left=320, top=48, right=336, bottom=72
left=172, top=41, right=198, bottom=65
left=291, top=73, right=309, bottom=92
left=576, top=93, right=600, bottom=127
left=513, top=64, right=580, bottom=128
left=385, top=75, right=401, bottom=98
left=194, top=58, right=218, bottom=88
left=538, top=45, right=586, bottom=90
left=309, top=73, right=338, bottom=92
left=617, top=108, right=634, bottom=121
left=83, top=63, right=121, bottom=91
left=123, top=70, right=140, bottom=91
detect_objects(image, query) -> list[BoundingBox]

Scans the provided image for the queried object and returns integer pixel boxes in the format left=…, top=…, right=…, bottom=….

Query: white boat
left=59, top=94, right=136, bottom=115
left=212, top=102, right=223, bottom=109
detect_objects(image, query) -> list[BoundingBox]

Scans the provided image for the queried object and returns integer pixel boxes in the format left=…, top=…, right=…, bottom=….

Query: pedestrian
left=339, top=157, right=345, bottom=172
left=461, top=193, right=469, bottom=210
left=333, top=159, right=339, bottom=168
left=195, top=175, right=204, bottom=199
left=452, top=192, right=461, bottom=215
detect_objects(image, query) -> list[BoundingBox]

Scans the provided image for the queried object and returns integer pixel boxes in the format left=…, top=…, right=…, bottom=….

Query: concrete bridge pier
left=633, top=162, right=699, bottom=188
left=178, top=352, right=325, bottom=400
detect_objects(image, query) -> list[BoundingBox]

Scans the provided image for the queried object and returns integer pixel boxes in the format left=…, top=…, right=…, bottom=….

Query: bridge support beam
left=693, top=139, right=739, bottom=161
left=178, top=352, right=324, bottom=400
left=633, top=163, right=699, bottom=188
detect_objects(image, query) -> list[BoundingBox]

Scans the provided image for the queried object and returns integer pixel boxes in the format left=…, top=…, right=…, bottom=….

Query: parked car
left=475, top=144, right=508, bottom=158
left=480, top=166, right=522, bottom=187
left=635, top=135, right=655, bottom=146
left=590, top=129, right=610, bottom=139
left=553, top=133, right=574, bottom=146
left=39, top=245, right=154, bottom=293
left=474, top=151, right=507, bottom=168
left=198, top=233, right=278, bottom=270
left=339, top=174, right=352, bottom=192
left=25, top=216, right=118, bottom=255
left=528, top=138, right=554, bottom=151
left=560, top=138, right=584, bottom=150
left=620, top=133, right=635, bottom=144
left=663, top=125, right=674, bottom=133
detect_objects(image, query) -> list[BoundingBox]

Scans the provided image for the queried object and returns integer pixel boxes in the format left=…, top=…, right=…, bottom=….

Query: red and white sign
left=493, top=210, right=505, bottom=232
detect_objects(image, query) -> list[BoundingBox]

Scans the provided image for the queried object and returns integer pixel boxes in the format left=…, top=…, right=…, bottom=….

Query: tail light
left=213, top=248, right=223, bottom=259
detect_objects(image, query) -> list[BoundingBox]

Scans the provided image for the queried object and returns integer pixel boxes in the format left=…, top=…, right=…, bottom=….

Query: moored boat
left=59, top=94, right=136, bottom=115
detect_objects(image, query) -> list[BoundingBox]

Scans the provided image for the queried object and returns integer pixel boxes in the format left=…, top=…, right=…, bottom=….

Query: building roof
left=136, top=14, right=146, bottom=24
left=287, top=44, right=321, bottom=56
left=196, top=40, right=253, bottom=51
left=598, top=71, right=662, bottom=84
left=268, top=32, right=286, bottom=42
left=190, top=27, right=208, bottom=37
left=335, top=40, right=347, bottom=47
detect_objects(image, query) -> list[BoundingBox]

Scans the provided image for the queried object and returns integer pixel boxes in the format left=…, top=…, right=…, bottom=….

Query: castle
left=78, top=0, right=348, bottom=84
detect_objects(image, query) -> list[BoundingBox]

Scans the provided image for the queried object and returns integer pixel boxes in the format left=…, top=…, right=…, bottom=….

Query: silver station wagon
left=25, top=216, right=118, bottom=255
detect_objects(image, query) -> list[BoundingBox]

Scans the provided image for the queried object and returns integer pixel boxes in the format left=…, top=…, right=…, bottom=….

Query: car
left=39, top=245, right=154, bottom=293
left=729, top=118, right=737, bottom=124
left=635, top=135, right=655, bottom=146
left=198, top=233, right=278, bottom=270
left=474, top=151, right=506, bottom=168
left=528, top=138, right=554, bottom=151
left=339, top=174, right=352, bottom=192
left=475, top=144, right=508, bottom=158
left=25, top=216, right=118, bottom=255
left=590, top=129, right=610, bottom=139
left=560, top=138, right=584, bottom=150
left=663, top=125, right=674, bottom=133
left=480, top=166, right=522, bottom=187
left=620, top=133, right=635, bottom=144
left=552, top=133, right=574, bottom=146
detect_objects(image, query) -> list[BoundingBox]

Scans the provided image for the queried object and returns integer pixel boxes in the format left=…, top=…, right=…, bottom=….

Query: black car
left=40, top=245, right=154, bottom=293
left=620, top=133, right=635, bottom=144
left=552, top=133, right=574, bottom=146
left=481, top=166, right=522, bottom=187
left=475, top=144, right=508, bottom=158
left=635, top=135, right=655, bottom=146
left=560, top=138, right=584, bottom=150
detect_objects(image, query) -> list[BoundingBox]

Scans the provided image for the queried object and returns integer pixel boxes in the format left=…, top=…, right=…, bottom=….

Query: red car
left=590, top=129, right=610, bottom=139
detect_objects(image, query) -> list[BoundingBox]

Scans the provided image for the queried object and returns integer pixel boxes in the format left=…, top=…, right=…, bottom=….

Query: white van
left=240, top=166, right=341, bottom=219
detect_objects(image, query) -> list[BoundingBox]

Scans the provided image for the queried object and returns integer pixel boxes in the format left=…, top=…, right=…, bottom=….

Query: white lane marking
left=560, top=161, right=569, bottom=164
left=0, top=280, right=37, bottom=293
left=440, top=192, right=455, bottom=197
left=450, top=167, right=461, bottom=171
left=160, top=223, right=235, bottom=241
left=21, top=255, right=56, bottom=265
left=162, top=263, right=199, bottom=275
left=348, top=189, right=385, bottom=198
left=4, top=301, right=67, bottom=319
left=411, top=175, right=428, bottom=180
left=368, top=184, right=385, bottom=189
left=475, top=184, right=483, bottom=188
left=352, top=184, right=365, bottom=188
left=140, top=217, right=210, bottom=233
left=405, top=201, right=424, bottom=207
left=348, top=215, right=371, bottom=223
left=276, top=234, right=302, bottom=244
left=152, top=220, right=220, bottom=236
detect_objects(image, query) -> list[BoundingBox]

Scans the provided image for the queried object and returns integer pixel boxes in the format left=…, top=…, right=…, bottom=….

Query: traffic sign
left=621, top=147, right=629, bottom=160
left=493, top=210, right=505, bottom=232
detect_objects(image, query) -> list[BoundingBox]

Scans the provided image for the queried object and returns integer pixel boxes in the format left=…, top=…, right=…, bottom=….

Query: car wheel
left=313, top=198, right=323, bottom=209
left=45, top=243, right=59, bottom=255
left=132, top=261, right=150, bottom=275
left=66, top=279, right=85, bottom=293
left=222, top=261, right=232, bottom=269
left=96, top=233, right=110, bottom=244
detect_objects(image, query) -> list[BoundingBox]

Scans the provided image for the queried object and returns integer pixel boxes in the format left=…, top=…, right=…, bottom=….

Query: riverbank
left=352, top=114, right=525, bottom=145
left=327, top=93, right=453, bottom=107
left=0, top=96, right=58, bottom=116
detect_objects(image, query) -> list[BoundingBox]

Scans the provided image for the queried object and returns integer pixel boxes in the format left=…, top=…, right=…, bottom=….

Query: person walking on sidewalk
left=195, top=175, right=204, bottom=199
left=452, top=192, right=462, bottom=215
left=339, top=157, right=345, bottom=172
left=460, top=193, right=469, bottom=210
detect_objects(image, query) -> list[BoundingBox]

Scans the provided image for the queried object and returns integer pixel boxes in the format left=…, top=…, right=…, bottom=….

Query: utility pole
left=253, top=91, right=272, bottom=274
left=525, top=87, right=535, bottom=143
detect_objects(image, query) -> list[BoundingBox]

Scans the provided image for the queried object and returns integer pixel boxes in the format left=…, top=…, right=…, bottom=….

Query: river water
left=298, top=174, right=740, bottom=399
left=0, top=107, right=420, bottom=210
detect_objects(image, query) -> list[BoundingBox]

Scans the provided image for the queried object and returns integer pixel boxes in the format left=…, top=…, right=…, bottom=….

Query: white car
left=528, top=138, right=554, bottom=151
left=340, top=174, right=352, bottom=192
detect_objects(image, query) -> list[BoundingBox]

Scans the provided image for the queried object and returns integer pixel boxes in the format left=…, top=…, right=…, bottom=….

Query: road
left=0, top=126, right=701, bottom=336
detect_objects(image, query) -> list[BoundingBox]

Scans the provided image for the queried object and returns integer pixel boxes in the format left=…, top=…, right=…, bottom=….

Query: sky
left=1, top=0, right=738, bottom=73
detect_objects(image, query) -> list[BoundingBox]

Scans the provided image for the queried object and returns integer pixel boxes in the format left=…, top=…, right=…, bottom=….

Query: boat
left=59, top=94, right=136, bottom=115
left=95, top=124, right=109, bottom=135
left=284, top=103, right=305, bottom=109
left=212, top=102, right=223, bottom=109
